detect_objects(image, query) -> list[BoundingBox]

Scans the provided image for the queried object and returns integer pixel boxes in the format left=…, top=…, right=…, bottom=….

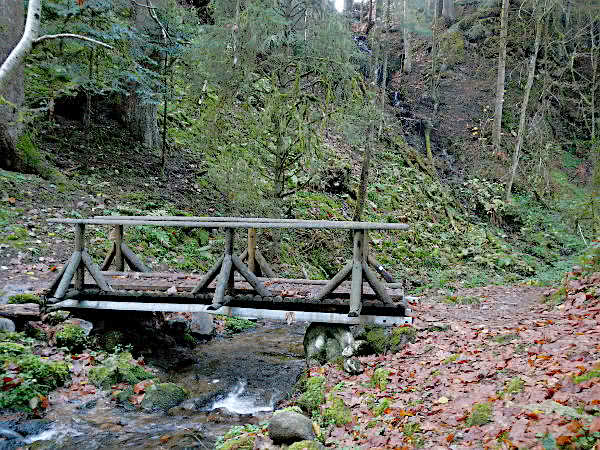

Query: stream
left=4, top=321, right=308, bottom=449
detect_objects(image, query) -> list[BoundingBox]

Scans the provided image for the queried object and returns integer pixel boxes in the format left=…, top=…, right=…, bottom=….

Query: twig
left=33, top=34, right=114, bottom=49
left=578, top=222, right=588, bottom=246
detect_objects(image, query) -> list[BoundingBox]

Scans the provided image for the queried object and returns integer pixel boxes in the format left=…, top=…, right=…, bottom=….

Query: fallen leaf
left=437, top=396, right=449, bottom=404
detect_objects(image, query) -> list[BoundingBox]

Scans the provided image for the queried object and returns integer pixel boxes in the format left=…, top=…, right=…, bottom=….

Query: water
left=14, top=321, right=307, bottom=449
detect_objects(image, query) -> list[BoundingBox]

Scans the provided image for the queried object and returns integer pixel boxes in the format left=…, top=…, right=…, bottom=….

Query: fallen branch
left=33, top=34, right=114, bottom=50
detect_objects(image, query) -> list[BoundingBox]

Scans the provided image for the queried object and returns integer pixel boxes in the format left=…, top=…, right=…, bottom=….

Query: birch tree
left=492, top=0, right=510, bottom=154
left=402, top=0, right=411, bottom=72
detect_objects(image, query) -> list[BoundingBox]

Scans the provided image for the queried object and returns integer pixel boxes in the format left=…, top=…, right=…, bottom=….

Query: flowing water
left=5, top=321, right=307, bottom=449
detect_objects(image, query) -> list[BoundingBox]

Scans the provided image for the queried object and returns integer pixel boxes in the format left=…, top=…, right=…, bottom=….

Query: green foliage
left=224, top=317, right=257, bottom=333
left=55, top=324, right=87, bottom=351
left=8, top=294, right=43, bottom=305
left=504, top=377, right=524, bottom=394
left=88, top=351, right=154, bottom=389
left=298, top=375, right=326, bottom=414
left=43, top=310, right=70, bottom=326
left=0, top=335, right=69, bottom=412
left=465, top=403, right=493, bottom=427
left=215, top=424, right=266, bottom=450
left=372, top=398, right=391, bottom=417
left=371, top=368, right=390, bottom=390
left=573, top=370, right=600, bottom=384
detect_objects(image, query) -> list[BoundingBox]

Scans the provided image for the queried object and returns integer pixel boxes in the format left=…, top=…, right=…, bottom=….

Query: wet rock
left=0, top=318, right=15, bottom=332
left=28, top=440, right=60, bottom=449
left=0, top=427, right=23, bottom=440
left=140, top=382, right=188, bottom=412
left=268, top=410, right=316, bottom=444
left=303, top=323, right=355, bottom=367
left=13, top=419, right=52, bottom=436
left=88, top=352, right=154, bottom=389
left=77, top=399, right=97, bottom=410
left=190, top=312, right=214, bottom=337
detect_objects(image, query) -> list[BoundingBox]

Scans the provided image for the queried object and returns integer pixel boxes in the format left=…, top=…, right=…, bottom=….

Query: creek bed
left=11, top=321, right=307, bottom=449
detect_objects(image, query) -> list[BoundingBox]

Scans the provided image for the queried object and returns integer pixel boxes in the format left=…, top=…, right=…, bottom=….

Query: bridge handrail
left=48, top=217, right=410, bottom=231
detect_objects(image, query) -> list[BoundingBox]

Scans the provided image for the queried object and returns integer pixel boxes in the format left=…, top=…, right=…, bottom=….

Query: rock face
left=268, top=410, right=316, bottom=444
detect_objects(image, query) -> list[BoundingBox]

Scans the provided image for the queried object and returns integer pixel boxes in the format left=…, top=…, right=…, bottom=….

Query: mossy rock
left=288, top=441, right=323, bottom=450
left=55, top=324, right=87, bottom=351
left=439, top=31, right=465, bottom=67
left=371, top=367, right=390, bottom=390
left=390, top=326, right=417, bottom=351
left=140, top=382, right=188, bottom=411
left=220, top=435, right=255, bottom=450
left=322, top=395, right=352, bottom=426
left=274, top=405, right=303, bottom=415
left=298, top=375, right=326, bottom=414
left=8, top=294, right=43, bottom=305
left=88, top=352, right=154, bottom=389
left=43, top=310, right=70, bottom=326
left=364, top=326, right=387, bottom=354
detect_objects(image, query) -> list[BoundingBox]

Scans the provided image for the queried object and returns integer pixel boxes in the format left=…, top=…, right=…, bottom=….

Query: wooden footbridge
left=45, top=216, right=412, bottom=326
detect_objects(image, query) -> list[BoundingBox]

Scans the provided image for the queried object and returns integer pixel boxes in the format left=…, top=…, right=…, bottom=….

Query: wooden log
left=255, top=249, right=277, bottom=278
left=314, top=261, right=353, bottom=301
left=367, top=254, right=396, bottom=283
left=101, top=242, right=116, bottom=271
left=362, top=261, right=394, bottom=306
left=247, top=228, right=257, bottom=274
left=239, top=248, right=248, bottom=261
left=55, top=251, right=82, bottom=299
left=50, top=218, right=411, bottom=231
left=208, top=254, right=232, bottom=310
left=113, top=225, right=124, bottom=271
left=47, top=261, right=69, bottom=296
left=81, top=250, right=114, bottom=292
left=349, top=231, right=363, bottom=317
left=231, top=254, right=272, bottom=297
left=74, top=224, right=85, bottom=290
left=225, top=229, right=235, bottom=294
left=191, top=255, right=224, bottom=295
left=120, top=243, right=150, bottom=272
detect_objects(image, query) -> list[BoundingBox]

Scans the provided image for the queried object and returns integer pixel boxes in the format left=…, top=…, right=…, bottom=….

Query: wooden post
left=74, top=224, right=85, bottom=290
left=314, top=261, right=353, bottom=301
left=247, top=228, right=257, bottom=274
left=101, top=242, right=116, bottom=271
left=208, top=228, right=235, bottom=310
left=226, top=228, right=235, bottom=294
left=113, top=224, right=124, bottom=271
left=349, top=230, right=364, bottom=317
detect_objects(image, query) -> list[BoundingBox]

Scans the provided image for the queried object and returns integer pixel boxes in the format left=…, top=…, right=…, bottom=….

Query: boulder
left=140, top=383, right=188, bottom=412
left=190, top=312, right=214, bottom=336
left=343, top=358, right=363, bottom=375
left=0, top=303, right=40, bottom=321
left=88, top=352, right=154, bottom=389
left=303, top=323, right=355, bottom=367
left=25, top=321, right=49, bottom=340
left=268, top=410, right=316, bottom=444
left=0, top=318, right=16, bottom=332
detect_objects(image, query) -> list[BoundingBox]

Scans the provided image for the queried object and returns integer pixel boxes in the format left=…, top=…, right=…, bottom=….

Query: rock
left=165, top=318, right=187, bottom=335
left=288, top=441, right=325, bottom=450
left=268, top=410, right=316, bottom=444
left=0, top=427, right=23, bottom=440
left=25, top=321, right=49, bottom=340
left=88, top=352, right=154, bottom=389
left=190, top=312, right=214, bottom=336
left=343, top=358, right=363, bottom=375
left=140, top=383, right=188, bottom=412
left=303, top=323, right=355, bottom=367
left=63, top=318, right=93, bottom=336
left=42, top=310, right=70, bottom=326
left=0, top=303, right=40, bottom=321
left=0, top=284, right=34, bottom=305
left=0, top=318, right=15, bottom=332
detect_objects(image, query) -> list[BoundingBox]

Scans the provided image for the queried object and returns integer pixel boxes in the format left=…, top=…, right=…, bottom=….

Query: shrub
left=55, top=324, right=87, bottom=351
left=298, top=375, right=326, bottom=414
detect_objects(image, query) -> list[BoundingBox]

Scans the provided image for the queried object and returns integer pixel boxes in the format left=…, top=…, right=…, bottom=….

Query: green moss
left=43, top=310, right=70, bottom=326
left=465, top=403, right=493, bottom=427
left=371, top=367, right=390, bottom=390
left=0, top=341, right=29, bottom=355
left=55, top=324, right=87, bottom=351
left=88, top=352, right=154, bottom=389
left=505, top=377, right=524, bottom=394
left=438, top=31, right=466, bottom=66
left=323, top=395, right=352, bottom=426
left=573, top=370, right=600, bottom=384
left=390, top=326, right=417, bottom=350
left=225, top=317, right=256, bottom=333
left=219, top=435, right=255, bottom=450
left=442, top=353, right=460, bottom=364
left=274, top=405, right=303, bottom=415
left=546, top=286, right=567, bottom=305
left=8, top=293, right=42, bottom=305
left=140, top=382, right=188, bottom=411
left=298, top=375, right=326, bottom=414
left=372, top=398, right=391, bottom=417
left=288, top=440, right=322, bottom=450
left=365, top=326, right=387, bottom=354
left=100, top=330, right=124, bottom=353
left=491, top=333, right=519, bottom=344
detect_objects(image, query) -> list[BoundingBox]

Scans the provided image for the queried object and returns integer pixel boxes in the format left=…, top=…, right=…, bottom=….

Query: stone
left=0, top=284, right=34, bottom=305
left=88, top=352, right=154, bottom=389
left=268, top=410, right=316, bottom=444
left=343, top=358, right=363, bottom=375
left=303, top=323, right=355, bottom=367
left=140, top=383, right=188, bottom=412
left=42, top=310, right=70, bottom=326
left=0, top=317, right=16, bottom=332
left=165, top=318, right=187, bottom=335
left=63, top=318, right=93, bottom=336
left=25, top=321, right=49, bottom=340
left=0, top=303, right=40, bottom=321
left=288, top=441, right=325, bottom=450
left=190, top=312, right=214, bottom=336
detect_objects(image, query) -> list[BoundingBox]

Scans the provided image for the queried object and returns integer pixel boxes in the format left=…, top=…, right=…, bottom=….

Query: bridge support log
left=81, top=250, right=113, bottom=292
left=192, top=255, right=224, bottom=295
left=362, top=261, right=393, bottom=306
left=101, top=242, right=116, bottom=271
left=74, top=224, right=85, bottom=290
left=113, top=225, right=124, bottom=271
left=314, top=261, right=353, bottom=301
left=349, top=231, right=365, bottom=317
left=120, top=243, right=150, bottom=273
left=54, top=251, right=82, bottom=299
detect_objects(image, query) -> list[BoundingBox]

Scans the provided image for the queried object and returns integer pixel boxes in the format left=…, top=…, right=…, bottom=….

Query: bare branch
left=33, top=34, right=114, bottom=50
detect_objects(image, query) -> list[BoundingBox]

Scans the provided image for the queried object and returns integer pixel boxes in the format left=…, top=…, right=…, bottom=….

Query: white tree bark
left=505, top=17, right=541, bottom=201
left=492, top=0, right=510, bottom=154
left=0, top=0, right=40, bottom=91
left=402, top=0, right=411, bottom=73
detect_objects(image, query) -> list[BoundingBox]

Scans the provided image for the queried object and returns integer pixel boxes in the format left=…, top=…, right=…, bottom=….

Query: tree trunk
left=353, top=123, right=373, bottom=222
left=0, top=0, right=27, bottom=171
left=492, top=0, right=510, bottom=154
left=122, top=0, right=165, bottom=150
left=505, top=17, right=541, bottom=201
left=442, top=0, right=455, bottom=21
left=402, top=0, right=412, bottom=73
